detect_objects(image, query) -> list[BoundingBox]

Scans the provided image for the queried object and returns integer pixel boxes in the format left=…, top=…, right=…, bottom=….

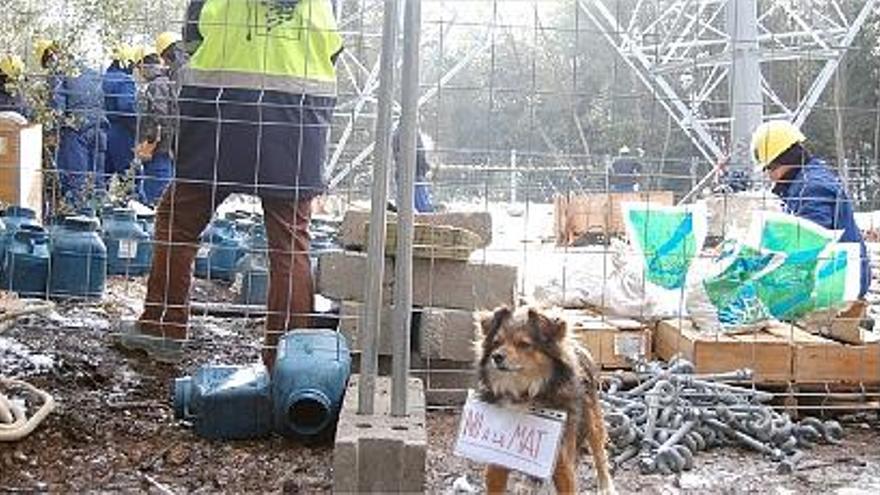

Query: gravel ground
left=2, top=277, right=880, bottom=493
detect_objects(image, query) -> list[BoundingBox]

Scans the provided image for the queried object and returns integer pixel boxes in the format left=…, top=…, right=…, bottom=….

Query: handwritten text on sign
left=453, top=392, right=567, bottom=479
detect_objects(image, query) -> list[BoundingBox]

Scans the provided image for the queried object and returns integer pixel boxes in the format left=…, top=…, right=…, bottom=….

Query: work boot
left=112, top=319, right=186, bottom=364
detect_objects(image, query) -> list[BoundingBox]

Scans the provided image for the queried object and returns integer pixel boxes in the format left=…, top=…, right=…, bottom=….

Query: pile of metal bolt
left=601, top=359, right=844, bottom=475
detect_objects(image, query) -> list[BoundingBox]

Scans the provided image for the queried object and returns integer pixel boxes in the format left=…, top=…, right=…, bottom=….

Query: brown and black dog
left=475, top=306, right=616, bottom=495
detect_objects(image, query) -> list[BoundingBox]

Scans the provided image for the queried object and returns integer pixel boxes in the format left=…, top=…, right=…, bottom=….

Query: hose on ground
left=0, top=376, right=56, bottom=441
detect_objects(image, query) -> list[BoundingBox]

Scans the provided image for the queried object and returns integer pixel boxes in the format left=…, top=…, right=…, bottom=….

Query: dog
left=475, top=306, right=616, bottom=495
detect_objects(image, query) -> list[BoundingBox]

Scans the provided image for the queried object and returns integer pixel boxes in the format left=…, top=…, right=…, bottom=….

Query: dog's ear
left=528, top=307, right=567, bottom=342
left=476, top=306, right=511, bottom=337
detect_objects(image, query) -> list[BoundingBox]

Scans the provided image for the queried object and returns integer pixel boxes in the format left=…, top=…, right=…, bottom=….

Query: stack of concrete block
left=318, top=209, right=515, bottom=362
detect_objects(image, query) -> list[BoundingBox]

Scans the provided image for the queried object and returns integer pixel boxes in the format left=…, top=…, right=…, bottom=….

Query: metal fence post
left=359, top=0, right=401, bottom=416
left=391, top=0, right=421, bottom=417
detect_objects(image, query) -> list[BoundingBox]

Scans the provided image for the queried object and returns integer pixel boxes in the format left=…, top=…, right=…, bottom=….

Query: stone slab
left=340, top=209, right=493, bottom=249
left=333, top=375, right=427, bottom=493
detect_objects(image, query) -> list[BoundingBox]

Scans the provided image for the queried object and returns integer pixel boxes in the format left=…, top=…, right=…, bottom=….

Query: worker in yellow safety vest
left=115, top=0, right=343, bottom=370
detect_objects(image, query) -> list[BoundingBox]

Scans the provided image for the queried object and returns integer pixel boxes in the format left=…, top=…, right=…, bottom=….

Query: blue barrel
left=194, top=218, right=245, bottom=281
left=102, top=208, right=151, bottom=276
left=173, top=364, right=273, bottom=440
left=272, top=330, right=351, bottom=437
left=236, top=224, right=269, bottom=305
left=0, top=225, right=50, bottom=297
left=49, top=216, right=107, bottom=299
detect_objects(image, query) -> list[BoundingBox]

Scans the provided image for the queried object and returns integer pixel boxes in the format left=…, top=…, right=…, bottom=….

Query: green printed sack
left=622, top=202, right=707, bottom=291
left=744, top=211, right=842, bottom=320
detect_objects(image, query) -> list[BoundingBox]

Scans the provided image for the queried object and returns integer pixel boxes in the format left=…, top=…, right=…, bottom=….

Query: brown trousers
left=138, top=182, right=314, bottom=367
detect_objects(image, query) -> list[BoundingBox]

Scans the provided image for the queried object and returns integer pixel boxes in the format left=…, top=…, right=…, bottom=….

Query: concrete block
left=339, top=300, right=393, bottom=355
left=316, top=251, right=392, bottom=302
left=333, top=375, right=427, bottom=494
left=340, top=209, right=493, bottom=249
left=412, top=258, right=517, bottom=310
left=419, top=307, right=478, bottom=361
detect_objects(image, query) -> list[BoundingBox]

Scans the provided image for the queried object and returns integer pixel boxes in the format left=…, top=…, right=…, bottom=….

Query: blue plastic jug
left=194, top=218, right=245, bottom=281
left=272, top=330, right=351, bottom=437
left=1, top=225, right=50, bottom=297
left=49, top=216, right=107, bottom=299
left=173, top=364, right=273, bottom=440
left=103, top=208, right=152, bottom=276
left=236, top=224, right=269, bottom=305
left=0, top=206, right=40, bottom=277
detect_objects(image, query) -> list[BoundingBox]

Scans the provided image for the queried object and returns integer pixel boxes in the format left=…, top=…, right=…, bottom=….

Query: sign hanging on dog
left=453, top=391, right=567, bottom=479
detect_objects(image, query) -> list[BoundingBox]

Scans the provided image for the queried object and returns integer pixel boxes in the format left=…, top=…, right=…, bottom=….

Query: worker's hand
left=135, top=140, right=157, bottom=161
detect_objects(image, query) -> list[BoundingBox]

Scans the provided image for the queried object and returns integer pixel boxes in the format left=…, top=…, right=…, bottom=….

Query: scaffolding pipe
left=391, top=0, right=421, bottom=417
left=359, top=0, right=401, bottom=416
left=727, top=0, right=763, bottom=173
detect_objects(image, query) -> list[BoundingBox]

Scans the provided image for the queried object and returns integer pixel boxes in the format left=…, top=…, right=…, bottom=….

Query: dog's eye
left=515, top=340, right=532, bottom=350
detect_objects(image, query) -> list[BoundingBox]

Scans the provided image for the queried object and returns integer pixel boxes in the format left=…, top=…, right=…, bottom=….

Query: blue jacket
left=50, top=63, right=107, bottom=130
left=102, top=63, right=137, bottom=133
left=775, top=158, right=871, bottom=297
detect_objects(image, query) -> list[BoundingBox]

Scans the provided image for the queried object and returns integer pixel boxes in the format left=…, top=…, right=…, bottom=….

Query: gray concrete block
left=419, top=307, right=478, bottom=361
left=316, top=251, right=392, bottom=302
left=333, top=375, right=427, bottom=494
left=412, top=258, right=517, bottom=310
left=338, top=300, right=393, bottom=355
left=340, top=209, right=493, bottom=249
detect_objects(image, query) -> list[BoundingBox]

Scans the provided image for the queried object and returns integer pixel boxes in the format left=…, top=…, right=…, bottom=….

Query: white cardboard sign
left=453, top=391, right=567, bottom=479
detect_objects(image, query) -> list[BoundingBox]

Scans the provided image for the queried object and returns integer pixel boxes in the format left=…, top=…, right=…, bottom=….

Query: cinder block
left=340, top=209, right=493, bottom=249
left=419, top=307, right=478, bottom=361
left=339, top=300, right=393, bottom=355
left=320, top=251, right=517, bottom=311
left=412, top=258, right=517, bottom=310
left=316, top=251, right=392, bottom=302
left=334, top=376, right=426, bottom=494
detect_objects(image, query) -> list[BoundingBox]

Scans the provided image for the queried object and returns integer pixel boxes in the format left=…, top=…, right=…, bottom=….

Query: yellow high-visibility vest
left=186, top=0, right=343, bottom=96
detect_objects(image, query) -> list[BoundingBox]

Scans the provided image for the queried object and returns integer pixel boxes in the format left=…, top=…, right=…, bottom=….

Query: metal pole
left=359, top=0, right=401, bottom=416
left=391, top=0, right=420, bottom=418
left=727, top=0, right=762, bottom=174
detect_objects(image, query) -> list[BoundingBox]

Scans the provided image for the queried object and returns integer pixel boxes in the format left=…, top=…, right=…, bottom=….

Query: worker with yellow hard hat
left=0, top=54, right=26, bottom=114
left=103, top=43, right=138, bottom=179
left=155, top=31, right=188, bottom=85
left=36, top=38, right=110, bottom=208
left=751, top=120, right=871, bottom=298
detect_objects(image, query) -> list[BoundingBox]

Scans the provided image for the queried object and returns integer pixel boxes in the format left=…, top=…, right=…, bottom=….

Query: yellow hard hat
left=112, top=43, right=134, bottom=63
left=0, top=54, right=24, bottom=78
left=133, top=44, right=158, bottom=64
left=155, top=31, right=182, bottom=57
left=34, top=38, right=57, bottom=64
left=751, top=120, right=807, bottom=170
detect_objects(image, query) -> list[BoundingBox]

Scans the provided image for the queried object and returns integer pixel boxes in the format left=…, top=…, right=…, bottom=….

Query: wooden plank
left=365, top=221, right=481, bottom=261
left=764, top=324, right=880, bottom=384
left=655, top=319, right=793, bottom=383
left=566, top=310, right=651, bottom=369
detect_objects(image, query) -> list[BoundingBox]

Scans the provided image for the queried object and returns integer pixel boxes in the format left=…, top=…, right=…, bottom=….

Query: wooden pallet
left=656, top=318, right=880, bottom=385
left=655, top=319, right=795, bottom=383
left=553, top=191, right=674, bottom=246
left=565, top=310, right=652, bottom=370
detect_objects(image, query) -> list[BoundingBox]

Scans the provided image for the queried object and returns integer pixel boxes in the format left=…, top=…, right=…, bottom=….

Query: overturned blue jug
left=173, top=364, right=273, bottom=440
left=273, top=329, right=351, bottom=438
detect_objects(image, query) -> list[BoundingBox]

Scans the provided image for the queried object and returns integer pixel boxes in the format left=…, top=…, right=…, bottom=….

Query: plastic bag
left=622, top=202, right=707, bottom=291
left=744, top=211, right=841, bottom=320
left=686, top=240, right=785, bottom=333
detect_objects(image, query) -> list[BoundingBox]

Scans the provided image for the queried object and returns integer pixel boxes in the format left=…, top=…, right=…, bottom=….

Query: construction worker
left=0, top=54, right=25, bottom=114
left=103, top=45, right=138, bottom=180
left=38, top=39, right=108, bottom=208
left=752, top=120, right=871, bottom=298
left=392, top=121, right=435, bottom=213
left=133, top=46, right=176, bottom=206
left=155, top=31, right=188, bottom=86
left=116, top=0, right=343, bottom=368
left=609, top=146, right=643, bottom=192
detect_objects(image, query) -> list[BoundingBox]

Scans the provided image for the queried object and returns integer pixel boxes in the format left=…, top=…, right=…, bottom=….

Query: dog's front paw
left=597, top=485, right=619, bottom=495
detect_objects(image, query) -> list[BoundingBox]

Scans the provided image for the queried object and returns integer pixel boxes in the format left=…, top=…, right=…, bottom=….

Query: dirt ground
left=2, top=277, right=880, bottom=494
